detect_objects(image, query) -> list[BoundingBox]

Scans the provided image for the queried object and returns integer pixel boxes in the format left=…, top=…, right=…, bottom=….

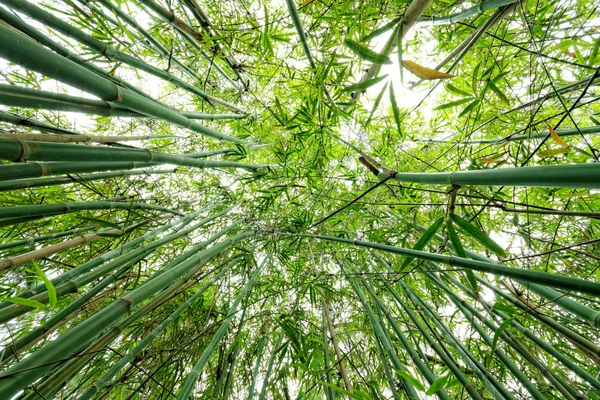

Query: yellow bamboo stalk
left=322, top=299, right=353, bottom=394
left=0, top=229, right=123, bottom=271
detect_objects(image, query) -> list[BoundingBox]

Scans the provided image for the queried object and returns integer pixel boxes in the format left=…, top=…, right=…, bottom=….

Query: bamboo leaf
left=445, top=83, right=472, bottom=97
left=360, top=17, right=402, bottom=42
left=491, top=318, right=513, bottom=352
left=450, top=214, right=506, bottom=257
left=2, top=297, right=46, bottom=309
left=538, top=148, right=571, bottom=158
left=344, top=39, right=392, bottom=64
left=434, top=98, right=473, bottom=111
left=366, top=81, right=389, bottom=125
left=342, top=75, right=388, bottom=93
left=402, top=60, right=456, bottom=80
left=389, top=83, right=402, bottom=137
left=545, top=121, right=569, bottom=147
left=458, top=99, right=481, bottom=118
left=397, top=370, right=425, bottom=392
left=400, top=217, right=444, bottom=271
left=35, top=265, right=57, bottom=308
left=426, top=376, right=448, bottom=395
left=487, top=80, right=509, bottom=104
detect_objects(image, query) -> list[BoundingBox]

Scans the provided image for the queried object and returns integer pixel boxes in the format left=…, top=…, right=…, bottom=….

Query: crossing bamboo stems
left=0, top=24, right=249, bottom=143
left=247, top=332, right=268, bottom=400
left=0, top=231, right=255, bottom=397
left=0, top=206, right=217, bottom=309
left=1, top=0, right=245, bottom=113
left=257, top=334, right=283, bottom=400
left=362, top=279, right=451, bottom=400
left=399, top=280, right=515, bottom=399
left=0, top=131, right=177, bottom=143
left=0, top=110, right=81, bottom=136
left=383, top=280, right=484, bottom=399
left=349, top=278, right=419, bottom=399
left=176, top=259, right=265, bottom=399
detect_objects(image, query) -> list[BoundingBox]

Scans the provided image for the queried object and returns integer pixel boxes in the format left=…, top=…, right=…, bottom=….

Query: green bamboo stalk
left=23, top=261, right=228, bottom=400
left=72, top=268, right=229, bottom=400
left=0, top=84, right=243, bottom=120
left=176, top=258, right=265, bottom=399
left=0, top=110, right=81, bottom=136
left=0, top=199, right=181, bottom=219
left=0, top=225, right=95, bottom=251
left=519, top=282, right=600, bottom=328
left=362, top=280, right=451, bottom=400
left=386, top=163, right=600, bottom=188
left=399, top=280, right=514, bottom=399
left=0, top=24, right=249, bottom=144
left=321, top=309, right=336, bottom=400
left=248, top=333, right=268, bottom=400
left=284, top=0, right=316, bottom=69
left=388, top=213, right=600, bottom=364
left=0, top=131, right=177, bottom=144
left=372, top=332, right=402, bottom=400
left=418, top=0, right=518, bottom=26
left=0, top=138, right=269, bottom=172
left=257, top=334, right=283, bottom=400
left=300, top=233, right=600, bottom=296
left=0, top=206, right=214, bottom=309
left=0, top=168, right=176, bottom=192
left=423, top=273, right=549, bottom=399
left=0, top=230, right=255, bottom=397
left=1, top=0, right=245, bottom=113
left=383, top=280, right=484, bottom=400
left=0, top=161, right=161, bottom=181
left=349, top=277, right=420, bottom=399
left=420, top=125, right=600, bottom=144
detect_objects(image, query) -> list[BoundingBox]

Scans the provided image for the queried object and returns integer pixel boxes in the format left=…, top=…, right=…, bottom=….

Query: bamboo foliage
left=1, top=0, right=600, bottom=398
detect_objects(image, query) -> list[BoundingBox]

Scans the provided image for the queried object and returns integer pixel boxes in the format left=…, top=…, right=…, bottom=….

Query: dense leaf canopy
left=0, top=0, right=599, bottom=398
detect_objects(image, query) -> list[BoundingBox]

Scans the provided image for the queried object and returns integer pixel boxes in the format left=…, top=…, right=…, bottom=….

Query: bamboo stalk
left=0, top=131, right=177, bottom=143
left=301, top=234, right=600, bottom=296
left=431, top=271, right=596, bottom=397
left=176, top=259, right=265, bottom=399
left=418, top=0, right=518, bottom=26
left=1, top=0, right=245, bottom=113
left=257, top=334, right=283, bottom=400
left=0, top=110, right=81, bottom=136
left=0, top=225, right=95, bottom=251
left=0, top=199, right=182, bottom=219
left=362, top=279, right=451, bottom=400
left=247, top=332, right=268, bottom=400
left=400, top=280, right=514, bottom=399
left=0, top=138, right=269, bottom=173
left=322, top=299, right=353, bottom=394
left=0, top=84, right=242, bottom=120
left=0, top=227, right=125, bottom=270
left=0, top=24, right=249, bottom=143
left=320, top=309, right=336, bottom=400
left=0, top=168, right=176, bottom=192
left=349, top=278, right=419, bottom=399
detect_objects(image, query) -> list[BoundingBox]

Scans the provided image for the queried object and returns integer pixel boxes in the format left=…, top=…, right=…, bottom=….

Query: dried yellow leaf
left=482, top=157, right=502, bottom=163
left=545, top=121, right=569, bottom=147
left=298, top=0, right=314, bottom=6
left=402, top=60, right=456, bottom=80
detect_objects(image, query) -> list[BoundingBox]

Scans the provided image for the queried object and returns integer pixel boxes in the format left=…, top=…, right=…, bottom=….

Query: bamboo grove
left=0, top=0, right=599, bottom=398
